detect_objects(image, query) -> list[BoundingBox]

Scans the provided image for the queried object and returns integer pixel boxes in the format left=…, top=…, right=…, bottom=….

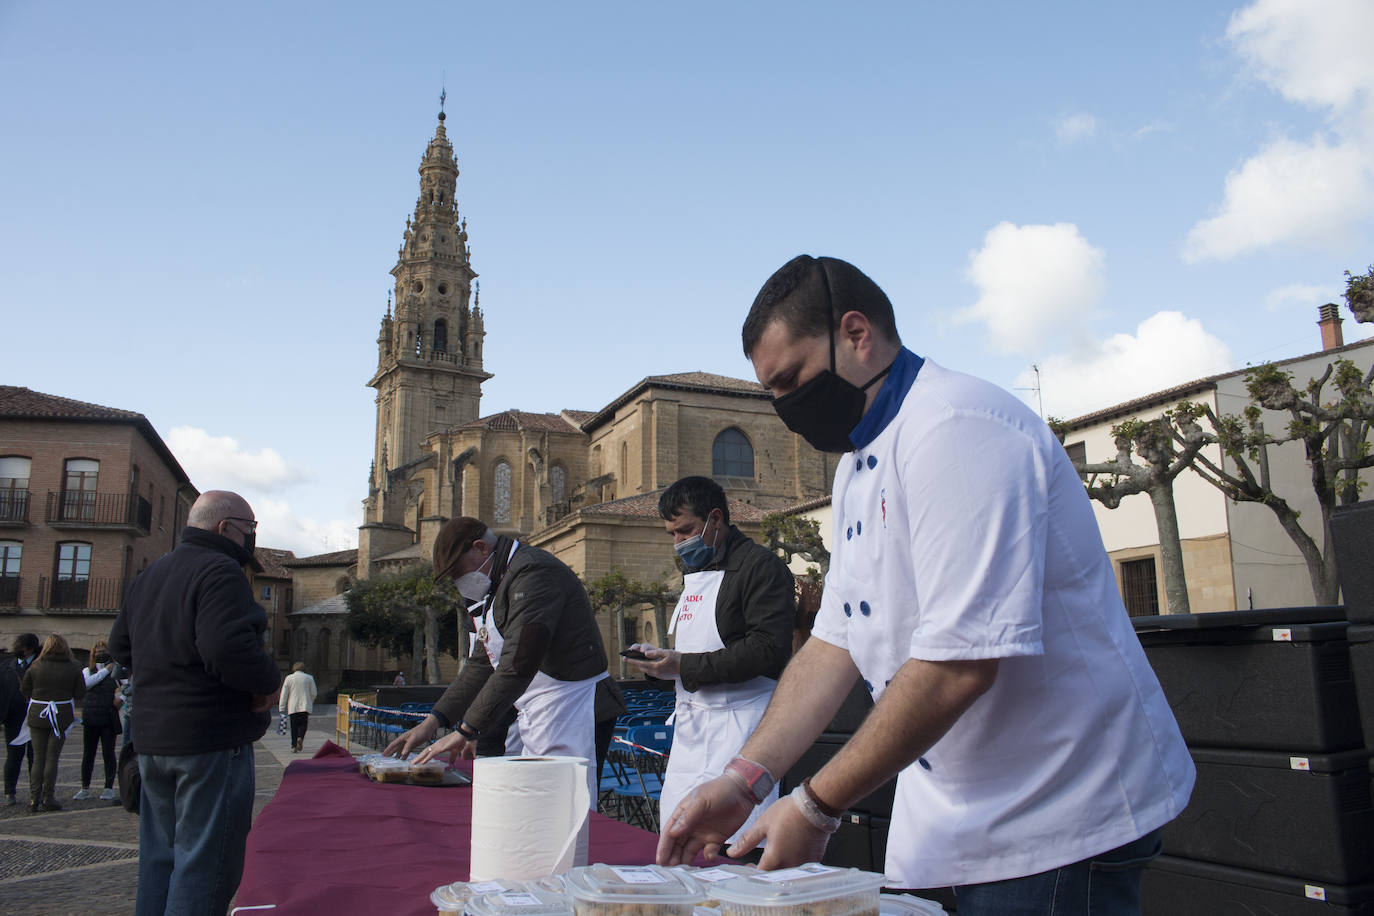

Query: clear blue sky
left=4, top=1, right=1371, bottom=555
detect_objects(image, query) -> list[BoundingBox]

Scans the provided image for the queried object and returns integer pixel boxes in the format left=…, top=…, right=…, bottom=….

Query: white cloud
left=1264, top=282, right=1341, bottom=312
left=1134, top=119, right=1172, bottom=139
left=1054, top=113, right=1097, bottom=144
left=252, top=497, right=359, bottom=557
left=1027, top=311, right=1233, bottom=421
left=957, top=222, right=1106, bottom=354
left=167, top=426, right=309, bottom=492
left=1183, top=135, right=1374, bottom=261
left=1185, top=0, right=1374, bottom=261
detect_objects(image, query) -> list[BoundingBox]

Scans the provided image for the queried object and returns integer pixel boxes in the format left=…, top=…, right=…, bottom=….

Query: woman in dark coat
left=2, top=633, right=40, bottom=806
left=20, top=634, right=85, bottom=812
left=75, top=640, right=120, bottom=801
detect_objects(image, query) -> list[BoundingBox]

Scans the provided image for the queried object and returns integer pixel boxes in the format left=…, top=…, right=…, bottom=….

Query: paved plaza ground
left=0, top=706, right=337, bottom=916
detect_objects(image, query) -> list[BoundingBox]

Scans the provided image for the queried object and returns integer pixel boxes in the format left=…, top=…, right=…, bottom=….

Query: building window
left=433, top=318, right=448, bottom=353
left=61, top=458, right=99, bottom=520
left=550, top=464, right=567, bottom=505
left=0, top=540, right=20, bottom=605
left=1120, top=557, right=1159, bottom=617
left=261, top=585, right=272, bottom=600
left=493, top=460, right=512, bottom=524
left=1064, top=441, right=1086, bottom=465
left=0, top=456, right=30, bottom=523
left=712, top=428, right=755, bottom=479
left=53, top=541, right=92, bottom=607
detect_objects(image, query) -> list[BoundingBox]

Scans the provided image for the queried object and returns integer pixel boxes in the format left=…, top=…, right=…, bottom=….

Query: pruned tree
left=1050, top=408, right=1210, bottom=613
left=761, top=512, right=830, bottom=581
left=344, top=569, right=463, bottom=683
left=583, top=567, right=675, bottom=677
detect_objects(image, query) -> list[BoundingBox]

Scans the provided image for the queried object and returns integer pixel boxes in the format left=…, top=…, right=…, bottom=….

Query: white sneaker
left=3, top=794, right=16, bottom=806
left=73, top=788, right=91, bottom=800
left=99, top=788, right=118, bottom=801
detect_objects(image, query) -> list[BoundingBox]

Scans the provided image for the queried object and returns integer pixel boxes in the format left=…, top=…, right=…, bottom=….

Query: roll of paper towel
left=469, top=755, right=590, bottom=881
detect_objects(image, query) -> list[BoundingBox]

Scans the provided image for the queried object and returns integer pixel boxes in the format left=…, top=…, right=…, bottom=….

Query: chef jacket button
left=843, top=602, right=852, bottom=617
left=856, top=520, right=862, bottom=535
left=846, top=526, right=853, bottom=540
left=863, top=679, right=874, bottom=692
left=867, top=455, right=878, bottom=469
left=918, top=757, right=931, bottom=770
left=855, top=457, right=863, bottom=471
left=859, top=601, right=871, bottom=616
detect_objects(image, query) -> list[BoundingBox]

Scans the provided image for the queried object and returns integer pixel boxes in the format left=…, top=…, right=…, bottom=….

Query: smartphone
left=619, top=648, right=649, bottom=660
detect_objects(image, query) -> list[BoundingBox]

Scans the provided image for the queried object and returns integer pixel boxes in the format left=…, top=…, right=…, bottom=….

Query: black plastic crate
left=824, top=812, right=875, bottom=870
left=1351, top=624, right=1374, bottom=751
left=827, top=678, right=875, bottom=734
left=782, top=733, right=896, bottom=818
left=1135, top=615, right=1361, bottom=752
left=1332, top=501, right=1374, bottom=624
left=1163, top=746, right=1374, bottom=884
left=1143, top=855, right=1374, bottom=915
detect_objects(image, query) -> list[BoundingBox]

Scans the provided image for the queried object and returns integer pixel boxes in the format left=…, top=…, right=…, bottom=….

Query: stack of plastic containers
left=1333, top=501, right=1374, bottom=779
left=1134, top=603, right=1374, bottom=914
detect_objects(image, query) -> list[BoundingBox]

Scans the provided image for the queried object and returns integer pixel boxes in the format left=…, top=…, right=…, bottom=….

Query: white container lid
left=674, top=864, right=759, bottom=885
left=563, top=864, right=703, bottom=906
left=710, top=864, right=886, bottom=908
left=880, top=892, right=946, bottom=914
left=464, top=888, right=571, bottom=916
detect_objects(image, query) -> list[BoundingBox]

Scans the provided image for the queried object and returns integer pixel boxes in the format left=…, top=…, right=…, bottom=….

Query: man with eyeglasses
left=111, top=490, right=281, bottom=916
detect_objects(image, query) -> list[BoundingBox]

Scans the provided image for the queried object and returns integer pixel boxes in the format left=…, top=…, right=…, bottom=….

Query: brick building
left=0, top=386, right=197, bottom=654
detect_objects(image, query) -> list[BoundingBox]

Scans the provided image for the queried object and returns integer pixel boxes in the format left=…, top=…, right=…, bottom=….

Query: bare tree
left=583, top=567, right=675, bottom=677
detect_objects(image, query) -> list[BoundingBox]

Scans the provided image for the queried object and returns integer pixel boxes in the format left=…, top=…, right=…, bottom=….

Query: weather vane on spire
left=440, top=76, right=446, bottom=114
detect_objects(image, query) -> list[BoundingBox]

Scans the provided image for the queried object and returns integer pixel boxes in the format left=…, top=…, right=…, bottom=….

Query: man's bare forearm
left=809, top=656, right=998, bottom=812
left=739, top=637, right=860, bottom=778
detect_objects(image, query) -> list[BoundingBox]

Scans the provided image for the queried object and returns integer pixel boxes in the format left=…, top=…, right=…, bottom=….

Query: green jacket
left=21, top=657, right=86, bottom=733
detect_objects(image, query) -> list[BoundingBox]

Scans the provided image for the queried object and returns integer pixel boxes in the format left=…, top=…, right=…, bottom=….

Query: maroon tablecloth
left=234, top=743, right=661, bottom=915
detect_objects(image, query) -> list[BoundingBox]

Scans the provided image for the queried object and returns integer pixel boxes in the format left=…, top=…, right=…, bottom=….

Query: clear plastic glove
left=383, top=714, right=439, bottom=758
left=656, top=772, right=757, bottom=866
left=626, top=643, right=682, bottom=679
left=727, top=789, right=832, bottom=869
left=413, top=730, right=474, bottom=765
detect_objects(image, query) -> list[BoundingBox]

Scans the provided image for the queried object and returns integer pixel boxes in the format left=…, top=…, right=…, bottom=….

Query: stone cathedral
left=358, top=108, right=837, bottom=620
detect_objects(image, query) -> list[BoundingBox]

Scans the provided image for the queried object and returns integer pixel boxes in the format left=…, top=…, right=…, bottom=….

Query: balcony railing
left=45, top=491, right=153, bottom=533
left=37, top=576, right=127, bottom=613
left=0, top=576, right=20, bottom=610
left=0, top=489, right=29, bottom=525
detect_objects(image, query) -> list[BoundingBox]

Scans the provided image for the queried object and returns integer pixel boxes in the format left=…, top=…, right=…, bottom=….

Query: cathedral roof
left=283, top=548, right=358, bottom=568
left=582, top=371, right=770, bottom=432
left=577, top=488, right=767, bottom=523
left=288, top=594, right=350, bottom=617
left=458, top=409, right=585, bottom=435
left=0, top=385, right=193, bottom=486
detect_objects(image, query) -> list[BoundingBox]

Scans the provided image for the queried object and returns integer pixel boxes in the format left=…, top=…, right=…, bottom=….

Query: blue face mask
left=674, top=514, right=722, bottom=571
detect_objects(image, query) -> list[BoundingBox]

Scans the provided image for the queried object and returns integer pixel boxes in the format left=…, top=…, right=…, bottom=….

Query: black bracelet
left=456, top=722, right=478, bottom=740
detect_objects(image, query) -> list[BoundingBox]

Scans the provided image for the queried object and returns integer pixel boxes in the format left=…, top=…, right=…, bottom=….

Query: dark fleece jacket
left=109, top=527, right=281, bottom=755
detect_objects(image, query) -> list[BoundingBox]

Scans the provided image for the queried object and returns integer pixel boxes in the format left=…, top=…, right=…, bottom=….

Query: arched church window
left=433, top=319, right=448, bottom=353
left=550, top=465, right=566, bottom=504
left=712, top=428, right=754, bottom=479
left=493, top=460, right=512, bottom=524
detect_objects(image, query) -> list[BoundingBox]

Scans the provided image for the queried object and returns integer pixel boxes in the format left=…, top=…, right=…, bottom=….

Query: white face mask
left=455, top=549, right=495, bottom=602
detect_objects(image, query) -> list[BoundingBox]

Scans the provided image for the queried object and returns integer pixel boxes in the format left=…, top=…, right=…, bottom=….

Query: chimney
left=1318, top=303, right=1344, bottom=350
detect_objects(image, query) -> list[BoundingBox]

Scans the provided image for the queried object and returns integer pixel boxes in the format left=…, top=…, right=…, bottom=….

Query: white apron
left=477, top=587, right=603, bottom=807
left=660, top=570, right=778, bottom=844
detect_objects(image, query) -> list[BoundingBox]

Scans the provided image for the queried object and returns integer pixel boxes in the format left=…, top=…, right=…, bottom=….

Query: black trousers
left=4, top=720, right=34, bottom=796
left=81, top=722, right=118, bottom=789
left=289, top=712, right=309, bottom=746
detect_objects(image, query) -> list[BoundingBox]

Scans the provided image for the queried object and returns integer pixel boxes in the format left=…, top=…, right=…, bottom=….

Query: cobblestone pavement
left=0, top=707, right=338, bottom=916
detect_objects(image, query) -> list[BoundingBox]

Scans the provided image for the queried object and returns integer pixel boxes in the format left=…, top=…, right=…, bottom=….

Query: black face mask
left=772, top=316, right=890, bottom=454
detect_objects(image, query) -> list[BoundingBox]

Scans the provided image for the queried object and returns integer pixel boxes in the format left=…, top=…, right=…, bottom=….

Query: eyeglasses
left=225, top=517, right=258, bottom=531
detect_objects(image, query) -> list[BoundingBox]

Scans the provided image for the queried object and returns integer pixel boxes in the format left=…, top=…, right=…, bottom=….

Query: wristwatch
left=723, top=756, right=776, bottom=804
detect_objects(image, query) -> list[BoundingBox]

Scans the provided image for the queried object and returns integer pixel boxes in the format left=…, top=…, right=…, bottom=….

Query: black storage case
left=1163, top=746, right=1374, bottom=884
left=1134, top=610, right=1361, bottom=752
left=824, top=812, right=875, bottom=870
left=1143, top=855, right=1374, bottom=915
left=1331, top=500, right=1374, bottom=624
left=1351, top=624, right=1374, bottom=750
left=782, top=732, right=896, bottom=818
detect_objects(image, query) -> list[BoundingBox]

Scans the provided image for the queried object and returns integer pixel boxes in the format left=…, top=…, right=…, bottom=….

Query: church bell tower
left=361, top=97, right=491, bottom=564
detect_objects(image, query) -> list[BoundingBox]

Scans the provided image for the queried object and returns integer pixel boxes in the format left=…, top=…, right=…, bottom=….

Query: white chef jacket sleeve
left=901, top=407, right=1048, bottom=660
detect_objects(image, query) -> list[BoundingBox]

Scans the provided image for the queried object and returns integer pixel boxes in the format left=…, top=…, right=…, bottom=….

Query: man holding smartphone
left=626, top=476, right=795, bottom=843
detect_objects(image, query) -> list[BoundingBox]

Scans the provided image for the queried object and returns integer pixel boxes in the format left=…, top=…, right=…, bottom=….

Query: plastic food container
left=430, top=882, right=468, bottom=916
left=710, top=864, right=886, bottom=916
left=564, top=863, right=704, bottom=915
left=669, top=864, right=759, bottom=907
left=409, top=759, right=447, bottom=785
left=879, top=893, right=945, bottom=914
left=464, top=887, right=572, bottom=915
left=430, top=879, right=566, bottom=916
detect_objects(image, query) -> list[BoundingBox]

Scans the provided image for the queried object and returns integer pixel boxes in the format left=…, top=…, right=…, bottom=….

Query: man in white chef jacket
left=626, top=476, right=794, bottom=843
left=657, top=255, right=1195, bottom=916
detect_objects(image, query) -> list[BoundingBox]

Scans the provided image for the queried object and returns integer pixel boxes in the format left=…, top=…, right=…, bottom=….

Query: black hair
left=741, top=255, right=900, bottom=358
left=11, top=633, right=39, bottom=656
left=658, top=476, right=730, bottom=527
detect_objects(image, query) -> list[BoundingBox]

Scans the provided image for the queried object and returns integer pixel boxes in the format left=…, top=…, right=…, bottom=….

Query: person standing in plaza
left=387, top=516, right=609, bottom=801
left=20, top=633, right=85, bottom=812
left=626, top=476, right=794, bottom=843
left=2, top=632, right=40, bottom=806
left=279, top=661, right=318, bottom=753
left=110, top=490, right=281, bottom=916
left=658, top=256, right=1195, bottom=915
left=74, top=640, right=122, bottom=801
